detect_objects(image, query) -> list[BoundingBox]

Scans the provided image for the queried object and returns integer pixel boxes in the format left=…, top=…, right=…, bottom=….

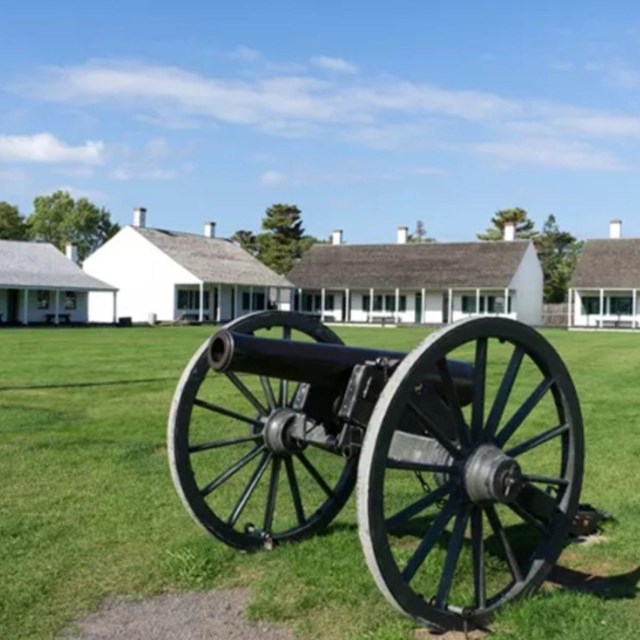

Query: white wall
left=84, top=226, right=199, bottom=323
left=451, top=290, right=516, bottom=323
left=340, top=289, right=420, bottom=323
left=508, top=243, right=543, bottom=325
left=424, top=292, right=444, bottom=323
left=0, top=288, right=88, bottom=324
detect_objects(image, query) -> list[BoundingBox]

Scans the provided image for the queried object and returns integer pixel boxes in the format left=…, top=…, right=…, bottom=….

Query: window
left=610, top=296, right=632, bottom=316
left=581, top=296, right=600, bottom=315
left=252, top=292, right=266, bottom=309
left=302, top=294, right=313, bottom=312
left=242, top=292, right=251, bottom=310
left=385, top=295, right=396, bottom=312
left=37, top=290, right=50, bottom=310
left=177, top=289, right=209, bottom=311
left=325, top=294, right=334, bottom=311
left=398, top=296, right=407, bottom=312
left=64, top=291, right=77, bottom=310
left=363, top=295, right=370, bottom=310
left=373, top=295, right=383, bottom=311
left=462, top=295, right=476, bottom=313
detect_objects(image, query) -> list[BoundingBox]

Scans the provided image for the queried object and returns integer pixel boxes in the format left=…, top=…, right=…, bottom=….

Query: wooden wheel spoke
left=484, top=346, right=524, bottom=440
left=260, top=376, right=278, bottom=411
left=505, top=423, right=569, bottom=458
left=386, top=481, right=454, bottom=530
left=495, top=377, right=555, bottom=447
left=225, top=372, right=268, bottom=415
left=227, top=452, right=272, bottom=526
left=193, top=397, right=262, bottom=427
left=285, top=457, right=306, bottom=525
left=435, top=504, right=470, bottom=608
left=485, top=504, right=523, bottom=584
left=296, top=451, right=335, bottom=498
left=402, top=498, right=457, bottom=583
left=189, top=433, right=262, bottom=453
left=471, top=338, right=488, bottom=443
left=264, top=457, right=281, bottom=533
left=200, top=445, right=266, bottom=496
left=436, top=358, right=470, bottom=447
left=471, top=506, right=486, bottom=610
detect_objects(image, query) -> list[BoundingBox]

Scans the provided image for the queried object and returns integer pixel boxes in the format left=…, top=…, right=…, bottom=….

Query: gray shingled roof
left=288, top=241, right=530, bottom=289
left=571, top=238, right=640, bottom=288
left=134, top=227, right=291, bottom=287
left=0, top=240, right=116, bottom=290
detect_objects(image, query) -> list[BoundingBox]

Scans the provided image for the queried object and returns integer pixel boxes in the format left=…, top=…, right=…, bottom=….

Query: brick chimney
left=503, top=221, right=516, bottom=241
left=133, top=207, right=147, bottom=228
left=332, top=229, right=343, bottom=245
left=204, top=222, right=216, bottom=238
left=610, top=219, right=622, bottom=239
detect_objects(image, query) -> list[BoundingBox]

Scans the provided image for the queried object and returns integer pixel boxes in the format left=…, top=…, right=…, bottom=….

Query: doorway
left=7, top=289, right=19, bottom=323
left=414, top=293, right=422, bottom=324
left=441, top=292, right=449, bottom=324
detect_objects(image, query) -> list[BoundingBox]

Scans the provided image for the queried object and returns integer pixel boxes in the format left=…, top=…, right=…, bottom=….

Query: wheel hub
left=464, top=444, right=523, bottom=504
left=263, top=408, right=300, bottom=455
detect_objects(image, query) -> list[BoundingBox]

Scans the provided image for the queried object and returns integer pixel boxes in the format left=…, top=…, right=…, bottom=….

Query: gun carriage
left=168, top=311, right=583, bottom=631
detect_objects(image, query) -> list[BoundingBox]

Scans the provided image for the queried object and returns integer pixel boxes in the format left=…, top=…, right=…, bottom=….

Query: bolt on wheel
left=357, top=317, right=583, bottom=630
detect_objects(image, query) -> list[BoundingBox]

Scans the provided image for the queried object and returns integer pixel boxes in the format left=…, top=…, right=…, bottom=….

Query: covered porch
left=569, top=288, right=639, bottom=329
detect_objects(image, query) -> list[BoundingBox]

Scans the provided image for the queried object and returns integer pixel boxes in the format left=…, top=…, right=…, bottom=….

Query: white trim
left=55, top=289, right=60, bottom=325
left=421, top=288, right=426, bottom=324
left=321, top=288, right=326, bottom=322
left=198, top=282, right=204, bottom=322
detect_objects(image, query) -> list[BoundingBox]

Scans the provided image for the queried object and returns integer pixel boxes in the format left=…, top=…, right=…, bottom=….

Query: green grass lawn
left=1, top=324, right=639, bottom=640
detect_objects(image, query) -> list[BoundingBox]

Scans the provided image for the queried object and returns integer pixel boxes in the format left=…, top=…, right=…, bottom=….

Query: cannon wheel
left=358, top=317, right=583, bottom=631
left=168, top=311, right=357, bottom=550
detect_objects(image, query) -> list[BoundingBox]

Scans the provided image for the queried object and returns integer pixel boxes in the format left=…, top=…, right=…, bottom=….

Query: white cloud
left=227, top=46, right=262, bottom=62
left=260, top=170, right=286, bottom=186
left=0, top=133, right=104, bottom=164
left=311, top=56, right=358, bottom=74
left=474, top=138, right=626, bottom=171
left=585, top=59, right=640, bottom=89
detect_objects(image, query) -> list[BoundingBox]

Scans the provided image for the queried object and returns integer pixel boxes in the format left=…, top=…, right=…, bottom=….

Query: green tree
left=534, top=214, right=581, bottom=303
left=408, top=219, right=435, bottom=243
left=477, top=207, right=538, bottom=241
left=0, top=201, right=28, bottom=240
left=27, top=190, right=119, bottom=261
left=256, top=203, right=305, bottom=274
left=231, top=229, right=258, bottom=256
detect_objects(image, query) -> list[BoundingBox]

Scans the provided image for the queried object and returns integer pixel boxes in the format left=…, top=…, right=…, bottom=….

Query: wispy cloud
left=0, top=133, right=104, bottom=164
left=310, top=56, right=358, bottom=74
left=260, top=170, right=286, bottom=186
left=474, top=138, right=627, bottom=171
left=585, top=58, right=640, bottom=89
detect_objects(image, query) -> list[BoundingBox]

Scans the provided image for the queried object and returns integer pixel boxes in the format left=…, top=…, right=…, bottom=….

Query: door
left=342, top=293, right=348, bottom=322
left=7, top=289, right=19, bottom=323
left=414, top=293, right=422, bottom=324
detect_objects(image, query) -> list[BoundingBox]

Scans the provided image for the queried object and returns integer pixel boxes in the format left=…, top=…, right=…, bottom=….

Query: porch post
left=633, top=289, right=637, bottom=329
left=234, top=285, right=239, bottom=319
left=475, top=288, right=480, bottom=316
left=421, top=288, right=426, bottom=324
left=345, top=288, right=350, bottom=323
left=217, top=284, right=222, bottom=322
left=369, top=287, right=374, bottom=322
left=504, top=287, right=509, bottom=317
left=599, top=289, right=605, bottom=328
left=395, top=287, right=400, bottom=323
left=567, top=288, right=572, bottom=328
left=448, top=288, right=453, bottom=324
left=298, top=288, right=303, bottom=313
left=112, top=291, right=117, bottom=324
left=320, top=288, right=326, bottom=322
left=23, top=289, right=29, bottom=325
left=55, top=289, right=60, bottom=325
left=198, top=282, right=204, bottom=322
left=264, top=287, right=269, bottom=310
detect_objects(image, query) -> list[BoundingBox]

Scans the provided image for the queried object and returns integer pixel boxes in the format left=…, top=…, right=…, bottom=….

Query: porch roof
left=0, top=240, right=116, bottom=291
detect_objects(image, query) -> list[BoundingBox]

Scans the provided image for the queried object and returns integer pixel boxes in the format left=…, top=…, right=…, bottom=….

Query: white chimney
left=397, top=226, right=408, bottom=244
left=65, top=242, right=78, bottom=263
left=133, top=207, right=147, bottom=228
left=331, top=229, right=343, bottom=245
left=204, top=221, right=216, bottom=238
left=503, top=221, right=516, bottom=241
left=609, top=219, right=622, bottom=239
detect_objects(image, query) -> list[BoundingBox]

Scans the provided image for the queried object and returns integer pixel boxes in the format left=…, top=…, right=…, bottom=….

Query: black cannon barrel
left=209, top=329, right=474, bottom=391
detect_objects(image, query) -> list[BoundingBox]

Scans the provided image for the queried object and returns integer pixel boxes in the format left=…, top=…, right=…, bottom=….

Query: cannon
left=168, top=311, right=583, bottom=631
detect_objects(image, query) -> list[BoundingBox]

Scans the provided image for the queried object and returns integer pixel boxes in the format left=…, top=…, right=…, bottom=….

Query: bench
left=45, top=313, right=71, bottom=324
left=597, top=319, right=634, bottom=329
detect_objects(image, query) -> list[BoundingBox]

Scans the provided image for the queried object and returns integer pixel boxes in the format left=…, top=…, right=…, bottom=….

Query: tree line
left=0, top=191, right=119, bottom=261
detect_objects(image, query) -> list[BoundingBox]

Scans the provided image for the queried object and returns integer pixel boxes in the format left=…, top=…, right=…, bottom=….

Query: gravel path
left=61, top=589, right=294, bottom=640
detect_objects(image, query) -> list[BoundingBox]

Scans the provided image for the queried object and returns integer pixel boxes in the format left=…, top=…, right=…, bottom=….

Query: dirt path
left=61, top=589, right=294, bottom=640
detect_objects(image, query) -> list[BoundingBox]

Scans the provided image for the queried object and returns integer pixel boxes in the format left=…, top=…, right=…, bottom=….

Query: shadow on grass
left=0, top=377, right=177, bottom=392
left=547, top=564, right=640, bottom=600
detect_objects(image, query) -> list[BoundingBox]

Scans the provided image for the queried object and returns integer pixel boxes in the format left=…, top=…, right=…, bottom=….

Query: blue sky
left=2, top=1, right=640, bottom=242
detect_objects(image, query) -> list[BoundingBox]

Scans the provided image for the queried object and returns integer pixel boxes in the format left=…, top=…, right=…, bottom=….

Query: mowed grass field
left=1, top=324, right=640, bottom=640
